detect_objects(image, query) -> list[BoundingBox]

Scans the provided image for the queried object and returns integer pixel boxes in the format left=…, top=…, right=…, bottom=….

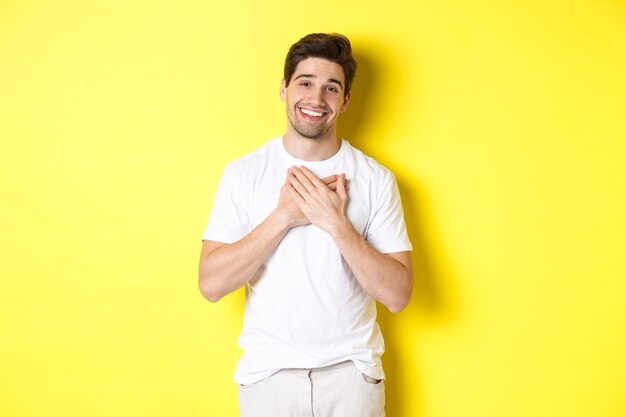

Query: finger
left=326, top=177, right=349, bottom=192
left=287, top=184, right=306, bottom=206
left=337, top=174, right=348, bottom=200
left=282, top=169, right=298, bottom=190
left=287, top=171, right=311, bottom=198
left=297, top=166, right=327, bottom=189
left=321, top=174, right=339, bottom=185
left=290, top=167, right=317, bottom=194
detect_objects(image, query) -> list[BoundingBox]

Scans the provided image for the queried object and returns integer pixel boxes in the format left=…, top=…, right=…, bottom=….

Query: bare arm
left=198, top=213, right=289, bottom=302
left=330, top=229, right=412, bottom=313
left=198, top=174, right=339, bottom=302
left=287, top=166, right=413, bottom=313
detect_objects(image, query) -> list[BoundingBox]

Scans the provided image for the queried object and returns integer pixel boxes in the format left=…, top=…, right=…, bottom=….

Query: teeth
left=301, top=108, right=324, bottom=117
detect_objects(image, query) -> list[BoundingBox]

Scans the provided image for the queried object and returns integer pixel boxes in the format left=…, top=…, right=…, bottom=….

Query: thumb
left=337, top=174, right=348, bottom=199
left=284, top=167, right=294, bottom=184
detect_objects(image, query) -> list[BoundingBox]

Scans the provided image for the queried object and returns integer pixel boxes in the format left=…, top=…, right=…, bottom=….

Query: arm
left=331, top=229, right=412, bottom=313
left=287, top=166, right=413, bottom=313
left=198, top=174, right=339, bottom=302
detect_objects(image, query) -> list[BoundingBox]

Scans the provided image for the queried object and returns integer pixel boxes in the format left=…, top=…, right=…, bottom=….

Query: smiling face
left=280, top=57, right=351, bottom=141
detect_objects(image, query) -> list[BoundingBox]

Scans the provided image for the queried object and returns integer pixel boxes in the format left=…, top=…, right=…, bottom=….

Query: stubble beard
left=288, top=106, right=335, bottom=140
left=289, top=118, right=331, bottom=140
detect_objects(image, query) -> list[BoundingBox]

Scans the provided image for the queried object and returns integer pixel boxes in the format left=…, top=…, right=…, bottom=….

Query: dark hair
left=284, top=33, right=357, bottom=97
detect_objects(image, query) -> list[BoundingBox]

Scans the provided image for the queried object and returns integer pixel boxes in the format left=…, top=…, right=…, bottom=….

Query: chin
left=299, top=132, right=325, bottom=140
left=292, top=123, right=329, bottom=140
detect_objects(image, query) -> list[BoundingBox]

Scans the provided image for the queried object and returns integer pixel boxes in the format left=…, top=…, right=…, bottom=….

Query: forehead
left=291, top=57, right=345, bottom=84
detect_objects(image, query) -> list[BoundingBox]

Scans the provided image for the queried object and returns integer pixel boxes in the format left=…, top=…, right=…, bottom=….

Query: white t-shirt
left=202, top=137, right=412, bottom=385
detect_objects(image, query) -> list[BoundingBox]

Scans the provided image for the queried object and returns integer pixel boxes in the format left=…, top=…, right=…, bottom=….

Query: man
left=199, top=33, right=413, bottom=417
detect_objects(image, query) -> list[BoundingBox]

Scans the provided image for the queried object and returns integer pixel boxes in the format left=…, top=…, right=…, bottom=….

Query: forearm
left=198, top=210, right=292, bottom=302
left=331, top=221, right=413, bottom=313
left=286, top=167, right=412, bottom=312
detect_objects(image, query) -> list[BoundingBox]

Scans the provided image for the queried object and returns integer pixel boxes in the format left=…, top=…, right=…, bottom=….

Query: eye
left=300, top=81, right=310, bottom=87
left=326, top=85, right=339, bottom=93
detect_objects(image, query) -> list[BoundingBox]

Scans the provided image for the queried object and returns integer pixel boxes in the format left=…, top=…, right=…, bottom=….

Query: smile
left=298, top=107, right=327, bottom=120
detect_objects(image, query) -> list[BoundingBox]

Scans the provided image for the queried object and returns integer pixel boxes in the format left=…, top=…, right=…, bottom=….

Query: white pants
left=238, top=361, right=385, bottom=417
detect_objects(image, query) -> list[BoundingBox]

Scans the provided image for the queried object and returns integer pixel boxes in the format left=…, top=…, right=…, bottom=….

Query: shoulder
left=343, top=141, right=396, bottom=187
left=223, top=137, right=280, bottom=179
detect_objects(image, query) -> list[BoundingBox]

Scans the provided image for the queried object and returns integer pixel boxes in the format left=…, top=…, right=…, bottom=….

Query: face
left=280, top=57, right=351, bottom=140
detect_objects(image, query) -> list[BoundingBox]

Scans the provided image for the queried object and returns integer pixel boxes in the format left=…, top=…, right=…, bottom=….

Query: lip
left=297, top=106, right=328, bottom=121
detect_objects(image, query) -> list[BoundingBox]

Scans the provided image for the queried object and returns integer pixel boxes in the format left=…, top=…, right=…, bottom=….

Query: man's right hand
left=277, top=173, right=340, bottom=228
left=200, top=173, right=345, bottom=303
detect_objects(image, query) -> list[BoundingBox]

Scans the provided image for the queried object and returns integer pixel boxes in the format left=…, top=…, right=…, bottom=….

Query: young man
left=199, top=33, right=413, bottom=417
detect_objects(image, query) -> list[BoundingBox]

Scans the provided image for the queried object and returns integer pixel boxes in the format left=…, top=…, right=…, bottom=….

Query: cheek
left=332, top=96, right=345, bottom=109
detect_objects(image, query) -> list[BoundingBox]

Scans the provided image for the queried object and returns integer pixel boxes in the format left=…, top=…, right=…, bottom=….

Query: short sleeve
left=201, top=165, right=251, bottom=243
left=365, top=174, right=413, bottom=254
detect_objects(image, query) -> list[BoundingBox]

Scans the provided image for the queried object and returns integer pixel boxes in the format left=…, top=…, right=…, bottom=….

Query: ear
left=280, top=79, right=287, bottom=101
left=340, top=90, right=352, bottom=112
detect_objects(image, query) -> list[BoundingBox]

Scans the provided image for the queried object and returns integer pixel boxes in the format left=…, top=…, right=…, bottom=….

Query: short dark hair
left=283, top=33, right=357, bottom=97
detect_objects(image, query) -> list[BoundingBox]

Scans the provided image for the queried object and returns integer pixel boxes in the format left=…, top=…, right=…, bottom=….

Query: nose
left=308, top=87, right=324, bottom=107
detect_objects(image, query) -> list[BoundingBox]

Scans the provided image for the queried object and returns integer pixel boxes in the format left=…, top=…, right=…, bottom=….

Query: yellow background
left=1, top=0, right=625, bottom=416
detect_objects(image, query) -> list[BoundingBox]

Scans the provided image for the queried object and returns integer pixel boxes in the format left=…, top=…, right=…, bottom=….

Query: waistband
left=280, top=360, right=354, bottom=375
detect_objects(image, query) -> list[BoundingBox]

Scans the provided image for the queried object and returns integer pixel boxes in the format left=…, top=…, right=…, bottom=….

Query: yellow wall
left=1, top=0, right=625, bottom=416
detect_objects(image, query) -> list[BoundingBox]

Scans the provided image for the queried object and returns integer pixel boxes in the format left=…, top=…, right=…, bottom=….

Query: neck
left=282, top=131, right=341, bottom=162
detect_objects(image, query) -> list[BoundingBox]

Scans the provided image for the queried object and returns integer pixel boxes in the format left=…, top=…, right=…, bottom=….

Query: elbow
left=387, top=298, right=410, bottom=313
left=201, top=290, right=224, bottom=303
left=198, top=276, right=225, bottom=303
left=387, top=304, right=404, bottom=314
left=386, top=284, right=412, bottom=313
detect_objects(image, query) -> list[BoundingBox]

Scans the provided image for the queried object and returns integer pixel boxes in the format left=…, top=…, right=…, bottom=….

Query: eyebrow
left=294, top=74, right=343, bottom=89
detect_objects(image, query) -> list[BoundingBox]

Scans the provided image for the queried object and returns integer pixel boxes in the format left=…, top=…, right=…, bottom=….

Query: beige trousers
left=238, top=361, right=385, bottom=417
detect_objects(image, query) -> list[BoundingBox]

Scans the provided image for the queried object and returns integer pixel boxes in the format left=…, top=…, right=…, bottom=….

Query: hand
left=277, top=171, right=341, bottom=228
left=287, top=166, right=350, bottom=235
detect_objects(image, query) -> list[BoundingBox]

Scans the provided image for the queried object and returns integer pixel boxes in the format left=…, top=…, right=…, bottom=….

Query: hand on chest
left=248, top=167, right=370, bottom=235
